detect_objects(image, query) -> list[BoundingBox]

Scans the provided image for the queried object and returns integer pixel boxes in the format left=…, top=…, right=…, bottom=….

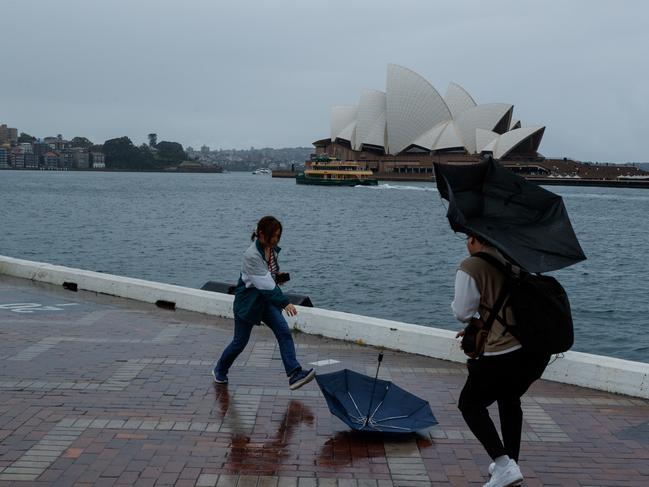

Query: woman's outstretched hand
left=284, top=303, right=298, bottom=317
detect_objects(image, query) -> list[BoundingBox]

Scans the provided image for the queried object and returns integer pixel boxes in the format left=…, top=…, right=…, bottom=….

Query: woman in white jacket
left=212, top=216, right=315, bottom=390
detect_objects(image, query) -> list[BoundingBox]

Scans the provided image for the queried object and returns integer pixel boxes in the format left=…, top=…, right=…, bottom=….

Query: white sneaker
left=488, top=461, right=523, bottom=486
left=484, top=459, right=523, bottom=487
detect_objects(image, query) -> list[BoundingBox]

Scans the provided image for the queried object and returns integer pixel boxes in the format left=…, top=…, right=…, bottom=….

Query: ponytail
left=251, top=216, right=282, bottom=243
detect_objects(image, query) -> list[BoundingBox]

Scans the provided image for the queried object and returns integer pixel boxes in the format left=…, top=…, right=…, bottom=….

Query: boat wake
left=355, top=183, right=438, bottom=192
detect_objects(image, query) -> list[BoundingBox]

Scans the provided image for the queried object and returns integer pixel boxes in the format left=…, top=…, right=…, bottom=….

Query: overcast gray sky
left=2, top=0, right=648, bottom=162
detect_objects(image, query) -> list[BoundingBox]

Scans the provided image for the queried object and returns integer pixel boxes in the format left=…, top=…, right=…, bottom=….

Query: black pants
left=458, top=348, right=550, bottom=462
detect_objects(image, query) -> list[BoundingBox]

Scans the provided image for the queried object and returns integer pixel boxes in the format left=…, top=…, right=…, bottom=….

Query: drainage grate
left=63, top=281, right=78, bottom=292
left=155, top=300, right=176, bottom=310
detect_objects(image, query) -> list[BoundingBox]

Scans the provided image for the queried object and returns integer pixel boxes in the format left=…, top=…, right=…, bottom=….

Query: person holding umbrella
left=453, top=234, right=551, bottom=487
left=435, top=156, right=585, bottom=486
left=212, top=215, right=315, bottom=390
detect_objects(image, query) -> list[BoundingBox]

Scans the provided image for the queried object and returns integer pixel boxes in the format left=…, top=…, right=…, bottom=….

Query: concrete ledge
left=0, top=255, right=234, bottom=319
left=1, top=254, right=647, bottom=399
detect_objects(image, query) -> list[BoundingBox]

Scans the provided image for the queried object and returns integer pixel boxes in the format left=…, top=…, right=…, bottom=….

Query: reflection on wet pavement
left=2, top=275, right=648, bottom=485
left=216, top=385, right=315, bottom=475
left=317, top=430, right=432, bottom=467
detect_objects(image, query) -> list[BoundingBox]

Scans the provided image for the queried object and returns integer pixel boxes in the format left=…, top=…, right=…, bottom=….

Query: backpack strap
left=480, top=278, right=510, bottom=333
left=461, top=274, right=510, bottom=359
left=473, top=251, right=508, bottom=274
left=472, top=252, right=514, bottom=335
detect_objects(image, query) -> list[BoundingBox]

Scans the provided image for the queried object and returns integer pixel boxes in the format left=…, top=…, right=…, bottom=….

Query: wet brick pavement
left=1, top=275, right=648, bottom=486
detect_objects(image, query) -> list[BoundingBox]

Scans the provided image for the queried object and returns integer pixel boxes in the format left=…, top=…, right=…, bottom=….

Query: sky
left=2, top=0, right=648, bottom=162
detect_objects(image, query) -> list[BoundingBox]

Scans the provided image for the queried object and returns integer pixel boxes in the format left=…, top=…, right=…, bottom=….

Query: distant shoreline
left=4, top=167, right=649, bottom=188
left=272, top=170, right=649, bottom=188
left=0, top=167, right=223, bottom=174
left=523, top=177, right=649, bottom=188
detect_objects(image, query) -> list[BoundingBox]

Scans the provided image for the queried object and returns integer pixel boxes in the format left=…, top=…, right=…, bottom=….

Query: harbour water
left=1, top=171, right=648, bottom=363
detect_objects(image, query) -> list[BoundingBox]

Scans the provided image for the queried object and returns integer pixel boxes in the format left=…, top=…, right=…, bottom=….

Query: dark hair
left=251, top=215, right=283, bottom=242
left=466, top=232, right=492, bottom=246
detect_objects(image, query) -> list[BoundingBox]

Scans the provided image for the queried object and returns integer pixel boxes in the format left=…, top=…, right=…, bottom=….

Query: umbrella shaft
left=365, top=359, right=383, bottom=424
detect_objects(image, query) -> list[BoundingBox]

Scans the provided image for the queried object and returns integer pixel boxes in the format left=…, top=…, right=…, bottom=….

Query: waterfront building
left=314, top=64, right=546, bottom=176
left=43, top=151, right=60, bottom=168
left=91, top=152, right=105, bottom=168
left=60, top=149, right=74, bottom=168
left=24, top=152, right=38, bottom=169
left=44, top=135, right=70, bottom=151
left=0, top=147, right=8, bottom=168
left=19, top=142, right=33, bottom=154
left=0, top=124, right=18, bottom=146
left=32, top=141, right=52, bottom=160
left=71, top=147, right=89, bottom=168
left=10, top=147, right=25, bottom=168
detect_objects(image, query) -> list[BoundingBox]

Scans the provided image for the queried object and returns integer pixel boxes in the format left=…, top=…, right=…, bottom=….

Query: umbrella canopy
left=434, top=157, right=586, bottom=273
left=315, top=369, right=438, bottom=433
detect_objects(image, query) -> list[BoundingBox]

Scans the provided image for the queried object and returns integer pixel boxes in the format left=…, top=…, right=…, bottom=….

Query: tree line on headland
left=16, top=132, right=188, bottom=170
left=102, top=137, right=187, bottom=170
left=12, top=130, right=311, bottom=171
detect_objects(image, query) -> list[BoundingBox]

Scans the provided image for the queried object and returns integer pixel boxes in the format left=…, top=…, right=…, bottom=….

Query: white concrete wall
left=1, top=254, right=647, bottom=400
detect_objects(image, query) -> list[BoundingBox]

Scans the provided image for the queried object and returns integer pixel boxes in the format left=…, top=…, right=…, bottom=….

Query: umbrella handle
left=375, top=352, right=384, bottom=380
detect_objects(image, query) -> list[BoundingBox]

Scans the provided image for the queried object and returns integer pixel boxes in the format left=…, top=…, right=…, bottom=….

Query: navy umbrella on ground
left=315, top=354, right=437, bottom=433
left=434, top=155, right=586, bottom=273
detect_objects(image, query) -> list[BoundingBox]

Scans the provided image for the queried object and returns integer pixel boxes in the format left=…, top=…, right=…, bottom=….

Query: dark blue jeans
left=216, top=302, right=301, bottom=377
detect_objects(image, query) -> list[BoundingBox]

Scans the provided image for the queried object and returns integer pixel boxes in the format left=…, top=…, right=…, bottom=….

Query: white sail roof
left=331, top=106, right=357, bottom=142
left=337, top=121, right=357, bottom=145
left=354, top=89, right=387, bottom=150
left=411, top=122, right=447, bottom=150
left=386, top=64, right=451, bottom=154
left=363, top=112, right=387, bottom=150
left=475, top=129, right=499, bottom=153
left=454, top=103, right=513, bottom=154
left=493, top=126, right=545, bottom=159
left=433, top=121, right=464, bottom=151
left=327, top=65, right=544, bottom=157
left=444, top=82, right=477, bottom=119
left=482, top=137, right=498, bottom=153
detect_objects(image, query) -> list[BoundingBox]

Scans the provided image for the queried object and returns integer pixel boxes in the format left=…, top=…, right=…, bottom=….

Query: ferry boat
left=296, top=158, right=378, bottom=186
left=252, top=168, right=271, bottom=175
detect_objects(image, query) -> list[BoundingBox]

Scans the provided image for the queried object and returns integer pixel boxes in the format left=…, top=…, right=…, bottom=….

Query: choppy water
left=1, top=171, right=647, bottom=363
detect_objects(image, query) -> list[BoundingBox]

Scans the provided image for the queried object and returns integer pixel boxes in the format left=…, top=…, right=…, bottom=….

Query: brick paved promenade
left=1, top=276, right=648, bottom=486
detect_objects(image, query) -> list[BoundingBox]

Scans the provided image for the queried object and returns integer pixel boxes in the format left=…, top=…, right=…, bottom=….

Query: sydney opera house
left=313, top=64, right=546, bottom=177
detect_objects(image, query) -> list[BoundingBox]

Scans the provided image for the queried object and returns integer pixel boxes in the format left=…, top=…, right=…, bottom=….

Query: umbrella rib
left=367, top=383, right=392, bottom=423
left=347, top=391, right=366, bottom=422
left=368, top=399, right=385, bottom=422
left=372, top=414, right=410, bottom=423
left=332, top=371, right=433, bottom=432
left=366, top=420, right=411, bottom=431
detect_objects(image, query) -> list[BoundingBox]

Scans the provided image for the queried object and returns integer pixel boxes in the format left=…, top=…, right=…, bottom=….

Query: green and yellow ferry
left=296, top=157, right=378, bottom=186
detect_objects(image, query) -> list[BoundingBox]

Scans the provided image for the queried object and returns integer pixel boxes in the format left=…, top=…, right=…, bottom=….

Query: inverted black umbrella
left=434, top=156, right=586, bottom=273
left=315, top=353, right=438, bottom=433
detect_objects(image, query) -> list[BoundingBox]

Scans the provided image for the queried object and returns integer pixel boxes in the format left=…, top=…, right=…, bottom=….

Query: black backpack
left=474, top=252, right=574, bottom=355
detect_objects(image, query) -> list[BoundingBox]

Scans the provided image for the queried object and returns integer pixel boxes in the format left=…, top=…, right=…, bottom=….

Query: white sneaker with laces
left=484, top=459, right=523, bottom=487
left=488, top=461, right=523, bottom=486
